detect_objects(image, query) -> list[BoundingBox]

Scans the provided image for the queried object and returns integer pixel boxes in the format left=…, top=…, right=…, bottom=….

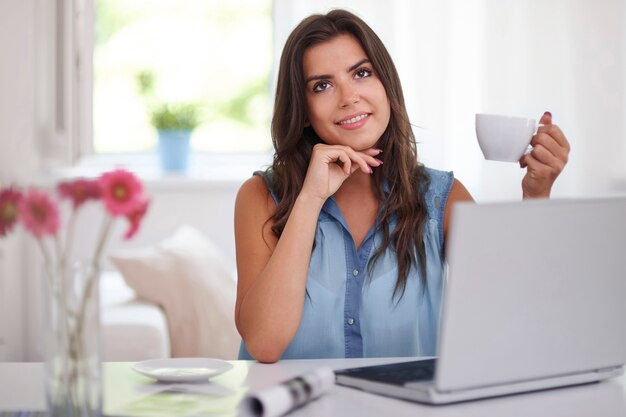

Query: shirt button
left=352, top=269, right=359, bottom=277
left=347, top=318, right=355, bottom=325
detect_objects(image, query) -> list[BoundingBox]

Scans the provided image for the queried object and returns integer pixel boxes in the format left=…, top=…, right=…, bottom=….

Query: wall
left=0, top=1, right=39, bottom=179
left=472, top=0, right=626, bottom=200
left=0, top=0, right=41, bottom=361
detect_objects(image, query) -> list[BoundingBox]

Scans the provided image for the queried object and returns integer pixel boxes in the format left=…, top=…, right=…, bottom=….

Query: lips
left=336, top=113, right=371, bottom=129
left=337, top=113, right=369, bottom=125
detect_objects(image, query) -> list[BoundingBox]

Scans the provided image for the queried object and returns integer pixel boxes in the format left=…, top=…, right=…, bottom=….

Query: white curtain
left=273, top=0, right=626, bottom=200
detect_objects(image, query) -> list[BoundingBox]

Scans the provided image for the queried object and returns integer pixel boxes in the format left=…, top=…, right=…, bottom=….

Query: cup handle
left=533, top=123, right=545, bottom=135
left=523, top=145, right=533, bottom=156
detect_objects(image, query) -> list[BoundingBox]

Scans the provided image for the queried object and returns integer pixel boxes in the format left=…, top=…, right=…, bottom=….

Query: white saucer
left=132, top=358, right=233, bottom=383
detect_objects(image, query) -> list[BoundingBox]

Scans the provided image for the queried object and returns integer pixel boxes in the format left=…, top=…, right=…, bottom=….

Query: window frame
left=81, top=0, right=276, bottom=163
left=44, top=0, right=277, bottom=179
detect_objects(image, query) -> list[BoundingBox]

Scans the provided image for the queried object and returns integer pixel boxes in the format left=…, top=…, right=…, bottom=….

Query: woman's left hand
left=520, top=111, right=570, bottom=198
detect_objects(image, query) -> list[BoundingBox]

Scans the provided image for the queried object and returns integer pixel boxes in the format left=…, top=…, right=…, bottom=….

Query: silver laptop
left=336, top=197, right=626, bottom=404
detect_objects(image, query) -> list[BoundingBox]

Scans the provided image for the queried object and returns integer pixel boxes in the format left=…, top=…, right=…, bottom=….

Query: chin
left=322, top=132, right=380, bottom=150
left=353, top=139, right=380, bottom=151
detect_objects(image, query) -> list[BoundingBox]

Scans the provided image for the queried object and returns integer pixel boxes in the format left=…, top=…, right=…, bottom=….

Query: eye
left=354, top=68, right=372, bottom=79
left=312, top=81, right=332, bottom=93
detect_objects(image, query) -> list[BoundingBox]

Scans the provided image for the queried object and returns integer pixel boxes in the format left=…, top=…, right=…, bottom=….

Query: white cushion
left=109, top=225, right=240, bottom=360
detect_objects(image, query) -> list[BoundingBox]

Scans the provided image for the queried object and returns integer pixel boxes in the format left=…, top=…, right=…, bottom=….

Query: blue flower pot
left=158, top=130, right=191, bottom=172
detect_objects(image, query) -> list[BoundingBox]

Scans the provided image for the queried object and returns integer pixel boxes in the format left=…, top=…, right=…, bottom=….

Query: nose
left=338, top=82, right=360, bottom=108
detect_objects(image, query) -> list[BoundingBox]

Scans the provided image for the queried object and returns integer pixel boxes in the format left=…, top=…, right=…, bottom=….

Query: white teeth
left=339, top=114, right=368, bottom=125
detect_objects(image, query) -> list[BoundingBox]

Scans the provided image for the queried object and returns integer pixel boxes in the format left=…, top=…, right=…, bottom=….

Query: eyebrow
left=304, top=59, right=371, bottom=84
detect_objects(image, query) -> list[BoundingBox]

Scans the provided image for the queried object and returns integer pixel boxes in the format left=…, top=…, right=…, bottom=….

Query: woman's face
left=302, top=34, right=390, bottom=151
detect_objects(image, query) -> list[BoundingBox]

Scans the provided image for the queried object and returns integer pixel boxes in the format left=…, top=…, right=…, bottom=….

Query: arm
left=234, top=176, right=324, bottom=363
left=235, top=145, right=382, bottom=363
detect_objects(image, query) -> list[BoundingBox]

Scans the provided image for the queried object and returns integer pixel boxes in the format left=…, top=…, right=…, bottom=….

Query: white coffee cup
left=475, top=113, right=537, bottom=162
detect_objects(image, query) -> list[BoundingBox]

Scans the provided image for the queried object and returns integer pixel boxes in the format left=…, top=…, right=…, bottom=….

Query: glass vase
left=44, top=261, right=102, bottom=417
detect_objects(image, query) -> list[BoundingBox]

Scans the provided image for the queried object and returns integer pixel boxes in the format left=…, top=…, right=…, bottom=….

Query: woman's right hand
left=300, top=144, right=383, bottom=203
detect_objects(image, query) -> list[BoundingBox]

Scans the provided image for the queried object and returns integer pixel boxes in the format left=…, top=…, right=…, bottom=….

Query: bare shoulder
left=236, top=175, right=271, bottom=204
left=234, top=174, right=278, bottom=250
left=236, top=176, right=276, bottom=218
left=443, top=178, right=474, bottom=240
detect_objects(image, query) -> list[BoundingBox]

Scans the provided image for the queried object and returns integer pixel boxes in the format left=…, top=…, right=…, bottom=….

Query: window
left=93, top=0, right=273, bottom=154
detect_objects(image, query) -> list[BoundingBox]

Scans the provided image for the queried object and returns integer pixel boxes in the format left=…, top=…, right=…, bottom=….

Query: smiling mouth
left=337, top=114, right=369, bottom=125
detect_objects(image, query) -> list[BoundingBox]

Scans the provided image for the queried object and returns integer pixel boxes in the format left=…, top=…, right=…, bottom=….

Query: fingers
left=362, top=147, right=384, bottom=157
left=337, top=146, right=371, bottom=175
left=312, top=144, right=382, bottom=176
left=538, top=111, right=552, bottom=126
left=520, top=152, right=553, bottom=198
left=522, top=112, right=570, bottom=173
left=533, top=124, right=570, bottom=152
left=530, top=133, right=569, bottom=167
left=523, top=145, right=565, bottom=179
left=349, top=147, right=384, bottom=174
left=520, top=136, right=567, bottom=179
left=535, top=111, right=570, bottom=154
left=519, top=156, right=527, bottom=169
left=333, top=151, right=354, bottom=176
left=358, top=148, right=384, bottom=172
left=519, top=113, right=570, bottom=199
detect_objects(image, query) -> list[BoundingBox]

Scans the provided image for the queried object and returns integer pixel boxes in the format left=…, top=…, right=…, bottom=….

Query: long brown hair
left=268, top=9, right=430, bottom=298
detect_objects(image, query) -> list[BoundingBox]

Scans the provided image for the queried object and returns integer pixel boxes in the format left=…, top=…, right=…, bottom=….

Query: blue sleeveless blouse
left=239, top=167, right=454, bottom=359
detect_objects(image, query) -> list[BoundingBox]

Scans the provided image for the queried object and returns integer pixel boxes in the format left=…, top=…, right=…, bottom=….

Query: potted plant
left=137, top=71, right=201, bottom=172
left=150, top=102, right=200, bottom=172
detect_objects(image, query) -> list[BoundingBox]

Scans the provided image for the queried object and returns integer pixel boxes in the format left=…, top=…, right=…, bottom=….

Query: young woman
left=234, top=9, right=570, bottom=363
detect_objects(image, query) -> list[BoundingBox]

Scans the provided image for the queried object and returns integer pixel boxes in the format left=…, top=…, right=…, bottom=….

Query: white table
left=1, top=358, right=626, bottom=416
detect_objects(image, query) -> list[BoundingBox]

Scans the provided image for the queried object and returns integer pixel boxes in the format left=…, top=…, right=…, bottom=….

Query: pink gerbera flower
left=58, top=178, right=101, bottom=209
left=98, top=169, right=144, bottom=217
left=123, top=197, right=150, bottom=240
left=18, top=189, right=61, bottom=238
left=0, top=188, right=22, bottom=237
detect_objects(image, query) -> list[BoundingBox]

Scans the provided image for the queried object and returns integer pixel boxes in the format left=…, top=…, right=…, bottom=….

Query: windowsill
left=50, top=152, right=274, bottom=190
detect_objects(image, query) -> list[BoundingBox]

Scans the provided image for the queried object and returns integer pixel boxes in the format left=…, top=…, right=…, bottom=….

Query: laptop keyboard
left=336, top=358, right=437, bottom=386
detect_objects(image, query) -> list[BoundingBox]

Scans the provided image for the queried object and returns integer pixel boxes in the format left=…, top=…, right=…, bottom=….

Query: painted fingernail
left=544, top=111, right=552, bottom=118
left=374, top=158, right=383, bottom=164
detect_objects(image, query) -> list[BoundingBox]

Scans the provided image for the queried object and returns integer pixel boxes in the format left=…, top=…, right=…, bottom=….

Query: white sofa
left=69, top=174, right=248, bottom=361
left=100, top=270, right=170, bottom=361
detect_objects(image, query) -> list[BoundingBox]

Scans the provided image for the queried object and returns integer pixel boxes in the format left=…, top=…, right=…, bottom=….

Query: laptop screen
left=436, top=198, right=626, bottom=392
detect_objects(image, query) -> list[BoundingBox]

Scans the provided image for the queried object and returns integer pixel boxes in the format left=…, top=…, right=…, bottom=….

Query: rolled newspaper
left=240, top=367, right=335, bottom=417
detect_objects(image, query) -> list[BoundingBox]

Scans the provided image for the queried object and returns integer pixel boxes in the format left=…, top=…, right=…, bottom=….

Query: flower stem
left=37, top=239, right=57, bottom=296
left=74, top=214, right=113, bottom=370
left=63, top=209, right=78, bottom=268
left=92, top=215, right=113, bottom=267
